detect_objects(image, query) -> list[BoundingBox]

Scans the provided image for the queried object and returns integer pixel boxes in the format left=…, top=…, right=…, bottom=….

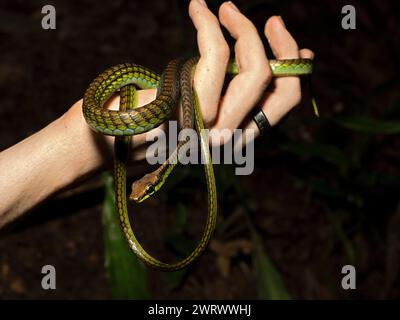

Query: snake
left=82, top=57, right=314, bottom=271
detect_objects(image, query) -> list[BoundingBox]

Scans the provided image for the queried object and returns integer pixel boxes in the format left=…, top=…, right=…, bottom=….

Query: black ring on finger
left=251, top=108, right=271, bottom=136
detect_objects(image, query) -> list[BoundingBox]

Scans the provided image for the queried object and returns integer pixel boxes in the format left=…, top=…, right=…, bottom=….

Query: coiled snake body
left=83, top=57, right=313, bottom=271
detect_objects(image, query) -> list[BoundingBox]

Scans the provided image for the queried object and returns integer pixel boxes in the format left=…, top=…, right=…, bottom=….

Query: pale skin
left=0, top=0, right=314, bottom=227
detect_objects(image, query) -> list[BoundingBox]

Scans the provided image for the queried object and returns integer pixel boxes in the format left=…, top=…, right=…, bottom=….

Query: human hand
left=189, top=0, right=314, bottom=143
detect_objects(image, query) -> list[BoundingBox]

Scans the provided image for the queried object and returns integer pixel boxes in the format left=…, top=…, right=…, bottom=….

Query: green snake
left=82, top=57, right=314, bottom=271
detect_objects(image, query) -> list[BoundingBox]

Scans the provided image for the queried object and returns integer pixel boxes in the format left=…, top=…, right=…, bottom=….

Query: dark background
left=0, top=0, right=399, bottom=299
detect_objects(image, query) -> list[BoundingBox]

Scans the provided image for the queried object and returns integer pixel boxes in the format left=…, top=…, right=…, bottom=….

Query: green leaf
left=231, top=174, right=291, bottom=299
left=333, top=116, right=400, bottom=134
left=163, top=203, right=192, bottom=290
left=357, top=171, right=400, bottom=188
left=171, top=202, right=189, bottom=234
left=102, top=172, right=151, bottom=300
left=164, top=202, right=195, bottom=256
left=281, top=142, right=351, bottom=166
left=302, top=178, right=364, bottom=208
left=251, top=230, right=291, bottom=300
left=163, top=269, right=187, bottom=291
left=214, top=164, right=237, bottom=194
left=325, top=211, right=357, bottom=265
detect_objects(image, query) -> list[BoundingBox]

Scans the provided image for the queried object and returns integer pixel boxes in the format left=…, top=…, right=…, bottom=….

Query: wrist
left=61, top=88, right=160, bottom=177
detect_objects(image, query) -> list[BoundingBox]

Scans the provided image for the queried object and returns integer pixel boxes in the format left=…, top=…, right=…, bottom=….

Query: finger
left=189, top=0, right=230, bottom=127
left=242, top=17, right=310, bottom=139
left=265, top=16, right=299, bottom=59
left=299, top=48, right=314, bottom=59
left=212, top=1, right=271, bottom=134
left=265, top=16, right=302, bottom=118
left=247, top=16, right=302, bottom=132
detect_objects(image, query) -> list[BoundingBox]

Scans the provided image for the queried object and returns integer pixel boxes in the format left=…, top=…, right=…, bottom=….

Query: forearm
left=0, top=89, right=157, bottom=227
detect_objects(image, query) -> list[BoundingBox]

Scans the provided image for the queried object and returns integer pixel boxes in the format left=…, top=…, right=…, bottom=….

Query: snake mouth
left=129, top=194, right=144, bottom=203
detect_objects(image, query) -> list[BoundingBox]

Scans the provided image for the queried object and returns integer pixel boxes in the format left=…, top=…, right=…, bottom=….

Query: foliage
left=102, top=172, right=151, bottom=299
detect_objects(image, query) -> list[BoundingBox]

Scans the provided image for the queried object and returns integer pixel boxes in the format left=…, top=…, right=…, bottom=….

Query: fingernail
left=197, top=0, right=207, bottom=7
left=278, top=16, right=286, bottom=27
left=228, top=1, right=239, bottom=12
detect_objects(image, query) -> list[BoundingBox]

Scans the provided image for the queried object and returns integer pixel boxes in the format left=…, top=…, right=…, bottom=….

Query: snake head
left=129, top=173, right=159, bottom=203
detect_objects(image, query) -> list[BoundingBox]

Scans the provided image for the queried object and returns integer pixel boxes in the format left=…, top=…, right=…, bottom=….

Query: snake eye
left=146, top=184, right=155, bottom=195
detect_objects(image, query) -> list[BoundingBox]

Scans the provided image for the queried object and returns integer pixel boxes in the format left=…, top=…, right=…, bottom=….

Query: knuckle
left=290, top=91, right=302, bottom=107
left=257, top=64, right=272, bottom=86
left=215, top=42, right=230, bottom=62
left=280, top=80, right=302, bottom=108
left=204, top=117, right=216, bottom=128
left=202, top=109, right=217, bottom=128
left=203, top=40, right=229, bottom=65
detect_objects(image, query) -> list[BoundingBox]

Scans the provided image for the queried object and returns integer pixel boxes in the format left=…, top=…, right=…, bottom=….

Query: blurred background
left=0, top=0, right=399, bottom=299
